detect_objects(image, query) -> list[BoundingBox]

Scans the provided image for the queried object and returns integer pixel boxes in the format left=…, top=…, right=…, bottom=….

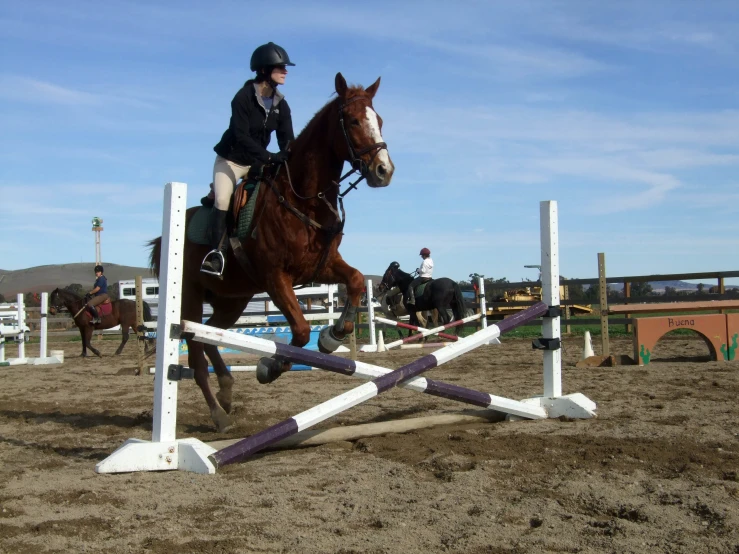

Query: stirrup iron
left=200, top=250, right=225, bottom=278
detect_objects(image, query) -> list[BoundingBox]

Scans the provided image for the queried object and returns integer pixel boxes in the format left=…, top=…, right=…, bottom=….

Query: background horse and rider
left=374, top=286, right=440, bottom=337
left=148, top=73, right=394, bottom=431
left=378, top=262, right=469, bottom=333
left=48, top=288, right=153, bottom=358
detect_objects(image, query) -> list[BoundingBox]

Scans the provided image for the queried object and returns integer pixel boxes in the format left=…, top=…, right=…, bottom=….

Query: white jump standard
left=96, top=183, right=596, bottom=475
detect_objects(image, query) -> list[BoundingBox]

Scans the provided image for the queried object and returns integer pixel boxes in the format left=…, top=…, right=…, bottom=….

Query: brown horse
left=48, top=288, right=153, bottom=358
left=149, top=73, right=394, bottom=431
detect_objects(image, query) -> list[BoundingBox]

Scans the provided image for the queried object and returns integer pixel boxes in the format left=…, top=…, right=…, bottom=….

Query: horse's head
left=48, top=288, right=63, bottom=315
left=378, top=261, right=401, bottom=293
left=334, top=72, right=394, bottom=188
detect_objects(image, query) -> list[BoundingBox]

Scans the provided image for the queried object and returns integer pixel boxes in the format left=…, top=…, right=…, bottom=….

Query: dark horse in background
left=148, top=73, right=394, bottom=431
left=48, top=288, right=153, bottom=358
left=378, top=262, right=468, bottom=331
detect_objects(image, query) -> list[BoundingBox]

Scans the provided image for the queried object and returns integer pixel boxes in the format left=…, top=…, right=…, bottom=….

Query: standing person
left=86, top=265, right=109, bottom=324
left=201, top=41, right=296, bottom=277
left=406, top=248, right=434, bottom=306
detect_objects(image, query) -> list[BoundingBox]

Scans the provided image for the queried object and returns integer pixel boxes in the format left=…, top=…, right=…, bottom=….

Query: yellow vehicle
left=488, top=285, right=592, bottom=316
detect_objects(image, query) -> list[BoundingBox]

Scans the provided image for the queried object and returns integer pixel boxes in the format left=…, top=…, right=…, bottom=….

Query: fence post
left=624, top=281, right=631, bottom=334
left=17, top=293, right=25, bottom=360
left=563, top=284, right=571, bottom=335
left=366, top=279, right=376, bottom=348
left=40, top=293, right=48, bottom=358
left=478, top=277, right=487, bottom=331
left=598, top=253, right=610, bottom=356
left=135, top=276, right=145, bottom=376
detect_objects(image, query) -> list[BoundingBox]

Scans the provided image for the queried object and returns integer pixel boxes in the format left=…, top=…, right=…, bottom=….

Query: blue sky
left=1, top=0, right=738, bottom=284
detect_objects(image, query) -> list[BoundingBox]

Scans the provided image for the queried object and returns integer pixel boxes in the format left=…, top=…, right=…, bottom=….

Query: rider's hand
left=269, top=150, right=289, bottom=164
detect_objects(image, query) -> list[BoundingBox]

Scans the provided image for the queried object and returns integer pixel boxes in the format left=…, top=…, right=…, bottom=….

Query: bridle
left=264, top=94, right=388, bottom=229
left=378, top=265, right=398, bottom=293
left=336, top=95, right=388, bottom=197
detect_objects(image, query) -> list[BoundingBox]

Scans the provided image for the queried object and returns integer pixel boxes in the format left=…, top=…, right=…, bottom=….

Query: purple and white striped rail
left=199, top=302, right=547, bottom=467
left=377, top=313, right=482, bottom=350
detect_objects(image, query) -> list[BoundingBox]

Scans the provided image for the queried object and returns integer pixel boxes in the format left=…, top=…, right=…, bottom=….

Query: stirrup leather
left=200, top=249, right=225, bottom=277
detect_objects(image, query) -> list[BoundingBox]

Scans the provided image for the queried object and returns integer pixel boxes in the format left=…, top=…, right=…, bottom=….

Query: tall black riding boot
left=89, top=306, right=101, bottom=325
left=200, top=208, right=229, bottom=278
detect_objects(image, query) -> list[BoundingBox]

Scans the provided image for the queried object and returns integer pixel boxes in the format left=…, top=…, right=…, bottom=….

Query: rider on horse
left=201, top=42, right=296, bottom=277
left=406, top=247, right=433, bottom=306
left=86, top=265, right=108, bottom=324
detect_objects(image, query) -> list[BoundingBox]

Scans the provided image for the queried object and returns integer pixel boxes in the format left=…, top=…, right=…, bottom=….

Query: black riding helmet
left=250, top=42, right=295, bottom=72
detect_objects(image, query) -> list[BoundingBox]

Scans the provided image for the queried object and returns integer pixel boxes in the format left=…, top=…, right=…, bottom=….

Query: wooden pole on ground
left=207, top=410, right=506, bottom=452
left=598, top=253, right=610, bottom=356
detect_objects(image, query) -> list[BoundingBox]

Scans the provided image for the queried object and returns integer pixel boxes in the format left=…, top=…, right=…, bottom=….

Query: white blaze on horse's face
left=364, top=106, right=394, bottom=187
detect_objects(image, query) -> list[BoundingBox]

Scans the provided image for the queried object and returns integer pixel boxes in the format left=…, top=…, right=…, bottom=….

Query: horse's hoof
left=318, top=326, right=343, bottom=353
left=211, top=405, right=232, bottom=433
left=216, top=389, right=233, bottom=414
left=256, top=357, right=283, bottom=384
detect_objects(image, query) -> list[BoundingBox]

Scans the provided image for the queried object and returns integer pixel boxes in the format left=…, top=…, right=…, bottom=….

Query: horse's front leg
left=317, top=257, right=364, bottom=353
left=256, top=274, right=311, bottom=384
left=83, top=324, right=101, bottom=357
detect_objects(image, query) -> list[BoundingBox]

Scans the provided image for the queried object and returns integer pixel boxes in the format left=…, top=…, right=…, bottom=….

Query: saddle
left=201, top=179, right=253, bottom=222
left=189, top=178, right=261, bottom=246
left=414, top=279, right=432, bottom=298
left=86, top=299, right=112, bottom=319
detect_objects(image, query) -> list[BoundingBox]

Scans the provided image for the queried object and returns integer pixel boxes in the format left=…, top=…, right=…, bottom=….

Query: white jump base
left=0, top=293, right=62, bottom=367
left=97, top=182, right=596, bottom=474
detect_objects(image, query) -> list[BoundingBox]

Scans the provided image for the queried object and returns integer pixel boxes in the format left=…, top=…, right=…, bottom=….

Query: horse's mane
left=52, top=288, right=83, bottom=303
left=293, top=85, right=371, bottom=148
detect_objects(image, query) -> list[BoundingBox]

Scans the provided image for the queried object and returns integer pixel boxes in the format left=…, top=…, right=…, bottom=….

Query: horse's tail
left=148, top=237, right=162, bottom=278
left=451, top=281, right=467, bottom=322
left=143, top=301, right=153, bottom=322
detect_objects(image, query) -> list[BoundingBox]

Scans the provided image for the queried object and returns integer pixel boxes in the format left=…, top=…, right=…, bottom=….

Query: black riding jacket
left=213, top=79, right=294, bottom=166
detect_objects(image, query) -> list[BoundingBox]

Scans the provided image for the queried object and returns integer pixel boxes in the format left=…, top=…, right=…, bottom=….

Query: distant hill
left=586, top=280, right=737, bottom=293
left=0, top=263, right=153, bottom=296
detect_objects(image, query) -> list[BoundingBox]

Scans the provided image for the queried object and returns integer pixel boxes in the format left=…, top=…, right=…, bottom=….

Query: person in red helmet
left=406, top=247, right=434, bottom=305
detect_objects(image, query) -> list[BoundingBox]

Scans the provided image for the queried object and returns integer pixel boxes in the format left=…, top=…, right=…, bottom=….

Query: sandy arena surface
left=1, top=334, right=737, bottom=553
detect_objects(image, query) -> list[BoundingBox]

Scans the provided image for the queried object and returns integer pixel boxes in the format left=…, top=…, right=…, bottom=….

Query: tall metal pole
left=91, top=217, right=103, bottom=265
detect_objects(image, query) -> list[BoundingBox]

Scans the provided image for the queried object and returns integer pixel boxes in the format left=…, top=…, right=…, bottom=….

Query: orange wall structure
left=633, top=314, right=730, bottom=366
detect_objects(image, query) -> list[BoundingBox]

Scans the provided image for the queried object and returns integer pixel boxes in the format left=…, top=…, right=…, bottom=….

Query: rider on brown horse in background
left=406, top=247, right=434, bottom=306
left=86, top=264, right=109, bottom=324
left=200, top=42, right=296, bottom=277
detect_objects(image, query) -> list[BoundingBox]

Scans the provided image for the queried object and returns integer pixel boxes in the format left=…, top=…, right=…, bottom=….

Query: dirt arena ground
left=1, top=334, right=737, bottom=553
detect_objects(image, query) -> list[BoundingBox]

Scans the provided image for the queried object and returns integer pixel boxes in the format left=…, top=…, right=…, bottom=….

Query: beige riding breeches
left=87, top=293, right=109, bottom=308
left=213, top=154, right=251, bottom=211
